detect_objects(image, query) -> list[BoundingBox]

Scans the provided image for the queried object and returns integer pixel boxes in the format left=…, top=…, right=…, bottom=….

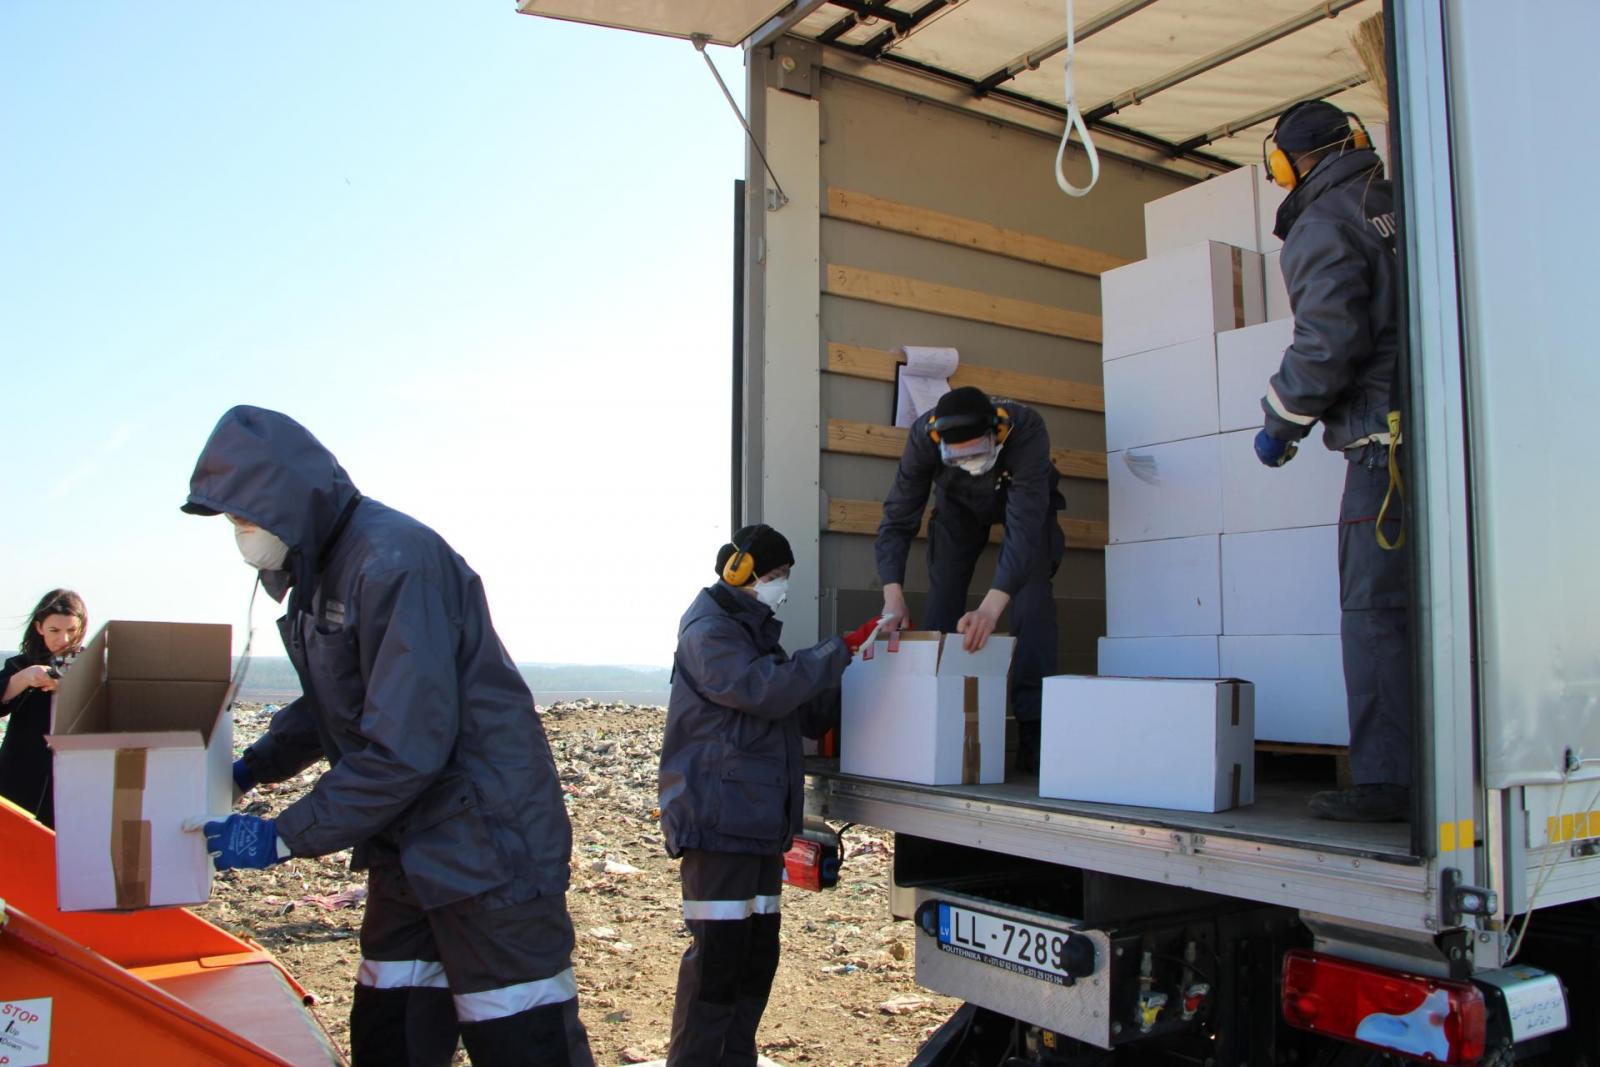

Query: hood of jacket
left=1274, top=147, right=1385, bottom=240
left=183, top=406, right=360, bottom=604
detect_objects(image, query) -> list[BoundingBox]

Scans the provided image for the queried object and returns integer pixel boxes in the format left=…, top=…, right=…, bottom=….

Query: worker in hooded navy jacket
left=875, top=386, right=1065, bottom=774
left=1254, top=100, right=1410, bottom=823
left=180, top=406, right=595, bottom=1067
left=659, top=524, right=878, bottom=1066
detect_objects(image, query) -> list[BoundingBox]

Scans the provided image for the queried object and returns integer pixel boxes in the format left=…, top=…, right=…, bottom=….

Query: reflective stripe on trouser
left=354, top=865, right=596, bottom=1067
left=668, top=850, right=785, bottom=1067
left=1339, top=453, right=1413, bottom=786
left=925, top=502, right=1064, bottom=723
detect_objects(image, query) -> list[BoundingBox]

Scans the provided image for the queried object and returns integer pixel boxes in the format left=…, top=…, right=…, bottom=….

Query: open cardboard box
left=841, top=631, right=1014, bottom=786
left=47, top=621, right=234, bottom=912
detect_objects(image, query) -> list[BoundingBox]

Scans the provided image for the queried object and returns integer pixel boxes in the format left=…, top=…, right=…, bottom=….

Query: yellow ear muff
left=994, top=406, right=1012, bottom=445
left=721, top=525, right=766, bottom=586
left=1348, top=112, right=1373, bottom=151
left=722, top=550, right=755, bottom=586
left=1267, top=147, right=1299, bottom=190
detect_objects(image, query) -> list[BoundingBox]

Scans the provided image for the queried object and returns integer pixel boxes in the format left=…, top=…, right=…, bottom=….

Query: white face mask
left=753, top=577, right=789, bottom=610
left=956, top=450, right=1000, bottom=477
left=235, top=525, right=290, bottom=571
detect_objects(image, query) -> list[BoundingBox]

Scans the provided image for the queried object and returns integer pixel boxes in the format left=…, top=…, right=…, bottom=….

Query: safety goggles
left=938, top=433, right=998, bottom=468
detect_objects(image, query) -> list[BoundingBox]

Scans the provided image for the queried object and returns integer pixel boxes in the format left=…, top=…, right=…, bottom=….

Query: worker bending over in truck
left=1254, top=100, right=1410, bottom=823
left=181, top=406, right=594, bottom=1067
left=875, top=386, right=1065, bottom=774
left=659, top=524, right=877, bottom=1066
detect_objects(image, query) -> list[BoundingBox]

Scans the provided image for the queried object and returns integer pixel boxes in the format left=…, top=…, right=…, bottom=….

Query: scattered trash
left=879, top=994, right=935, bottom=1015
left=300, top=886, right=368, bottom=911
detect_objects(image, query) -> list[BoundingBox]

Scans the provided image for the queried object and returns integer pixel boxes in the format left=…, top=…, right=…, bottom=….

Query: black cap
left=181, top=501, right=222, bottom=516
left=716, top=524, right=795, bottom=585
left=930, top=386, right=996, bottom=444
left=1273, top=100, right=1354, bottom=154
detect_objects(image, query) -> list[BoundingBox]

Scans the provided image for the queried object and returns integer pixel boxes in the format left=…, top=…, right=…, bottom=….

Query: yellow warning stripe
left=1545, top=810, right=1600, bottom=844
left=1439, top=818, right=1475, bottom=853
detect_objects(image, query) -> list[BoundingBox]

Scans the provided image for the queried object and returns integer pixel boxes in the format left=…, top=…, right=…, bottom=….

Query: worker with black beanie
left=875, top=385, right=1067, bottom=774
left=657, top=524, right=878, bottom=1066
left=1254, top=99, right=1410, bottom=822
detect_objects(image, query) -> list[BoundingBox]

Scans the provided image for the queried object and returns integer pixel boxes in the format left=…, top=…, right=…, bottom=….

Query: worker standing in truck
left=1253, top=99, right=1410, bottom=823
left=181, top=406, right=594, bottom=1067
left=659, top=524, right=879, bottom=1067
left=874, top=385, right=1065, bottom=775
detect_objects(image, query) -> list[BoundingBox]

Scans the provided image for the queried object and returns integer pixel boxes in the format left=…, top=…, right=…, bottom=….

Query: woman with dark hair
left=1, top=588, right=88, bottom=826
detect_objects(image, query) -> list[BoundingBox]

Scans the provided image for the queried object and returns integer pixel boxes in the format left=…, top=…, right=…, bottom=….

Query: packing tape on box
left=111, top=748, right=153, bottom=909
left=962, top=676, right=980, bottom=785
left=1230, top=763, right=1242, bottom=809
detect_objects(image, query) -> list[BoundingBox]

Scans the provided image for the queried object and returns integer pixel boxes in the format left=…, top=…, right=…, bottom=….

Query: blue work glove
left=1254, top=429, right=1298, bottom=468
left=231, top=758, right=257, bottom=795
left=194, top=813, right=286, bottom=870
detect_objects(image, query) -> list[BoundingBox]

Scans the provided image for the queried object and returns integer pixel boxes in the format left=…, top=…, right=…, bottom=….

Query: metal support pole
left=1169, top=73, right=1369, bottom=155
left=974, top=0, right=1166, bottom=95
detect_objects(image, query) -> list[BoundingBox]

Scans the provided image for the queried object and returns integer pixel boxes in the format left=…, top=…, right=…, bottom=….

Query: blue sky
left=0, top=3, right=745, bottom=665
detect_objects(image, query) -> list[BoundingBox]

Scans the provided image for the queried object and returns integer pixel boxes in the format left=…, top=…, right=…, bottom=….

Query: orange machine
left=0, top=798, right=343, bottom=1066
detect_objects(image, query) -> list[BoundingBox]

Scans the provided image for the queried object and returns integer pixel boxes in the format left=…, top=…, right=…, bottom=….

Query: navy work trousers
left=1339, top=450, right=1413, bottom=786
left=667, top=850, right=785, bottom=1067
left=923, top=503, right=1063, bottom=724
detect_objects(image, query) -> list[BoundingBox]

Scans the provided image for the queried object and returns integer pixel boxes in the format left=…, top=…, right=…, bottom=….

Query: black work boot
left=1309, top=784, right=1410, bottom=822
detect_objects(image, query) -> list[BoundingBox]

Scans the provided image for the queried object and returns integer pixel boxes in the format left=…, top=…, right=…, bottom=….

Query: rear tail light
left=1282, top=949, right=1486, bottom=1064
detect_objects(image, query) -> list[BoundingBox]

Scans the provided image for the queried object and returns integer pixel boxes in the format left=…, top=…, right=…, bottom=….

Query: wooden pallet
left=1255, top=740, right=1352, bottom=789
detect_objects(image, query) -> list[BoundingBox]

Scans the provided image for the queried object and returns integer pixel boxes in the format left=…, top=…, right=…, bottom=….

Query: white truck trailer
left=521, top=2, right=1600, bottom=1062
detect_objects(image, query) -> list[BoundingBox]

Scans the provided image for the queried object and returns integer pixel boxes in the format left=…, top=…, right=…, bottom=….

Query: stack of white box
left=1094, top=165, right=1350, bottom=746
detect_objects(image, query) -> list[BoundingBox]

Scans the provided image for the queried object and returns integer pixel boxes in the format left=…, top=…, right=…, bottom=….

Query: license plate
left=933, top=902, right=1081, bottom=985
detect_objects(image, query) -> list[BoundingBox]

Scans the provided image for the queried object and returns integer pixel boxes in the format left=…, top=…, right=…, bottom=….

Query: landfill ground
left=196, top=701, right=958, bottom=1066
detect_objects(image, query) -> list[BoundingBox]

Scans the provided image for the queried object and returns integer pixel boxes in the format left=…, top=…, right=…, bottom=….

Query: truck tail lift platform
left=0, top=798, right=343, bottom=1066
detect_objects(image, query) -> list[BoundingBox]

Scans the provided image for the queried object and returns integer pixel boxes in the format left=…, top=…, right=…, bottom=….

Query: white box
left=1106, top=535, right=1221, bottom=638
left=1217, top=319, right=1294, bottom=432
left=1103, top=337, right=1219, bottom=451
left=1221, top=526, right=1341, bottom=635
left=1220, top=428, right=1347, bottom=533
left=1264, top=250, right=1291, bottom=321
left=47, top=621, right=234, bottom=912
left=1040, top=676, right=1255, bottom=812
left=1220, top=635, right=1348, bottom=745
left=1101, top=241, right=1266, bottom=361
left=841, top=632, right=1014, bottom=786
left=1098, top=636, right=1220, bottom=678
left=1108, top=435, right=1222, bottom=544
left=1144, top=165, right=1264, bottom=256
left=1257, top=177, right=1288, bottom=255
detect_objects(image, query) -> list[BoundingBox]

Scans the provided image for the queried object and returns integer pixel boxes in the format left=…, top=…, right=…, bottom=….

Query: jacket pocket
left=714, top=755, right=787, bottom=841
left=396, top=775, right=511, bottom=909
left=303, top=622, right=364, bottom=734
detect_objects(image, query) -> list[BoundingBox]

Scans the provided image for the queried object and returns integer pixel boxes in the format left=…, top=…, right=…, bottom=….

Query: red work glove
left=843, top=616, right=883, bottom=654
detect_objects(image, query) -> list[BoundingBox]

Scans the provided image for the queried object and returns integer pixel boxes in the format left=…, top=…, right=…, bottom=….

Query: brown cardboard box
left=47, top=621, right=234, bottom=911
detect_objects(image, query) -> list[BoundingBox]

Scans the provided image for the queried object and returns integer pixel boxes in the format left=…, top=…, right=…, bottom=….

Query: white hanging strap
left=1053, top=0, right=1100, bottom=198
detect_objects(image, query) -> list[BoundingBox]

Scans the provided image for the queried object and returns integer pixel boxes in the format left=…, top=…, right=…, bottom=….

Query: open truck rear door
left=514, top=0, right=803, bottom=47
